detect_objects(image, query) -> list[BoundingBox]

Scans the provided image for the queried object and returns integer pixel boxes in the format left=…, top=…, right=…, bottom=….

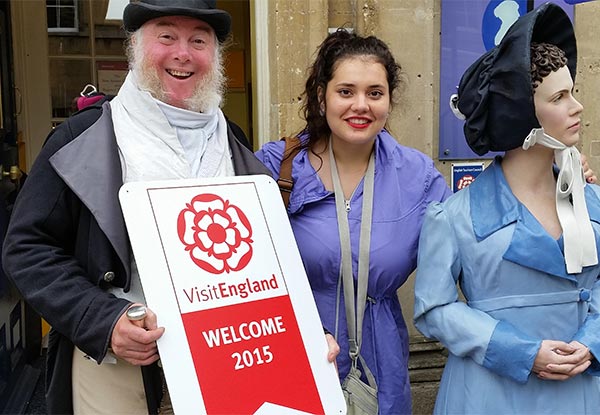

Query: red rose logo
left=457, top=174, right=476, bottom=190
left=177, top=193, right=253, bottom=274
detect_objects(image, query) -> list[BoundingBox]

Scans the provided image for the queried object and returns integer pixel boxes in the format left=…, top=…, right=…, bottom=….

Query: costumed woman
left=414, top=3, right=600, bottom=414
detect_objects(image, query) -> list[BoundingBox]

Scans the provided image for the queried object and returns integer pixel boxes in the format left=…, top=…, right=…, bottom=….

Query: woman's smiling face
left=323, top=56, right=390, bottom=147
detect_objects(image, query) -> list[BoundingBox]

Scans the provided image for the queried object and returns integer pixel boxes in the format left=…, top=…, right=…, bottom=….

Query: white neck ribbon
left=522, top=128, right=597, bottom=273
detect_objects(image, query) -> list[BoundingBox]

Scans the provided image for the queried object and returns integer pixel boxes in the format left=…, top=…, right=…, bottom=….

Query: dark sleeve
left=2, top=119, right=129, bottom=362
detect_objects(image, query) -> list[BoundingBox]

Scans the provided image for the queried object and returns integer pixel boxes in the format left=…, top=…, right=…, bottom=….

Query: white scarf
left=110, top=72, right=233, bottom=183
left=522, top=128, right=598, bottom=273
left=107, top=72, right=234, bottom=306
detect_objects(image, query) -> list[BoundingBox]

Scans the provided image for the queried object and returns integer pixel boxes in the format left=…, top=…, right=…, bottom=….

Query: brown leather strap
left=277, top=136, right=302, bottom=208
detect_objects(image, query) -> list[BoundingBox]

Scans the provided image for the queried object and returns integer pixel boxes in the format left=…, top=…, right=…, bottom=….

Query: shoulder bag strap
left=330, top=138, right=377, bottom=388
left=277, top=136, right=302, bottom=208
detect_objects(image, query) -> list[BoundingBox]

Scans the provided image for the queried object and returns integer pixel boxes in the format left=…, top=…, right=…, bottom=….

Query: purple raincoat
left=256, top=130, right=451, bottom=414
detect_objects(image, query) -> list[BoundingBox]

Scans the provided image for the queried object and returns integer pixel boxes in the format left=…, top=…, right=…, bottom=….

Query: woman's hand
left=325, top=333, right=340, bottom=370
left=533, top=340, right=592, bottom=380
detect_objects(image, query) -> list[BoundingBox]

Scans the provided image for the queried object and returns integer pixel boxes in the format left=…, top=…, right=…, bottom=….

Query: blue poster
left=451, top=162, right=485, bottom=192
left=439, top=0, right=574, bottom=160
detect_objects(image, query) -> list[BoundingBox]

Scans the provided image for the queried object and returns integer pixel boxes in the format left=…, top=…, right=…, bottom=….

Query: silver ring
left=126, top=305, right=147, bottom=321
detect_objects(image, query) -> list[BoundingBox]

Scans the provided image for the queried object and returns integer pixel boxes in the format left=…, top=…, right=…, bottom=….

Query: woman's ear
left=317, top=86, right=325, bottom=116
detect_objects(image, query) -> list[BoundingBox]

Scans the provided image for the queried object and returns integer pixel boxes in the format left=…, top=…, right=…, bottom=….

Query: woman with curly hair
left=256, top=29, right=451, bottom=414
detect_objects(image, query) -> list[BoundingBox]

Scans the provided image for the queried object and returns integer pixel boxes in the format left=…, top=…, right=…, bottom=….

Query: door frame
left=250, top=0, right=270, bottom=149
left=10, top=1, right=52, bottom=172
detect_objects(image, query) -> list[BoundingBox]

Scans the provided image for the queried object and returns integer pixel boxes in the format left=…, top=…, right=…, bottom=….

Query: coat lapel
left=470, top=158, right=600, bottom=280
left=46, top=107, right=270, bottom=280
left=49, top=103, right=131, bottom=277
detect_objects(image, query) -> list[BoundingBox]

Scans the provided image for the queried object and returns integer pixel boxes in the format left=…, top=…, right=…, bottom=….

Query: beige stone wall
left=576, top=1, right=600, bottom=176
left=267, top=0, right=328, bottom=140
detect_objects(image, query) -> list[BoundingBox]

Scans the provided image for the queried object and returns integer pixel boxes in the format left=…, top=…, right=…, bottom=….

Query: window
left=47, top=0, right=127, bottom=122
left=47, top=0, right=79, bottom=33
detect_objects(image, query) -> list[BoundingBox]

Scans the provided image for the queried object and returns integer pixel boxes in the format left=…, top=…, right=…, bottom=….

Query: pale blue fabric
left=414, top=157, right=600, bottom=414
left=257, top=130, right=451, bottom=414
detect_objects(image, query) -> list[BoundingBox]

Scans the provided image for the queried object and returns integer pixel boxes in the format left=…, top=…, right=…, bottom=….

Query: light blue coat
left=414, top=158, right=600, bottom=414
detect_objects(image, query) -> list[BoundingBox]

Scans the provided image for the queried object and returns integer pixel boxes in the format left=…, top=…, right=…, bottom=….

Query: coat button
left=103, top=271, right=115, bottom=282
left=579, top=289, right=591, bottom=302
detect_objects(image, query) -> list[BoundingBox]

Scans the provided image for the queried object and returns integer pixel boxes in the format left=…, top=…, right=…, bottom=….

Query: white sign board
left=119, top=175, right=346, bottom=415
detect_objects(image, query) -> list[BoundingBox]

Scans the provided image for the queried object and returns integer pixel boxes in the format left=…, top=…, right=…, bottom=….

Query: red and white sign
left=119, top=175, right=345, bottom=415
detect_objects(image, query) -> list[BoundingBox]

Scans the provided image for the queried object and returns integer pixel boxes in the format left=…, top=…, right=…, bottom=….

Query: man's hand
left=582, top=154, right=597, bottom=184
left=533, top=340, right=592, bottom=381
left=110, top=304, right=165, bottom=366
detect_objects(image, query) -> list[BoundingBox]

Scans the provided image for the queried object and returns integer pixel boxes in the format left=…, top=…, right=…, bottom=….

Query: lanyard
left=329, top=138, right=375, bottom=361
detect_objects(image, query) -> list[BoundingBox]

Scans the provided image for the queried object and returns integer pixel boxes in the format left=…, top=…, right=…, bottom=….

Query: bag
left=342, top=366, right=378, bottom=415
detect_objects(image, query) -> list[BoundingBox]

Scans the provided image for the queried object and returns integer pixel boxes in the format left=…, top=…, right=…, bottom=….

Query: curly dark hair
left=531, top=42, right=568, bottom=91
left=299, top=29, right=404, bottom=151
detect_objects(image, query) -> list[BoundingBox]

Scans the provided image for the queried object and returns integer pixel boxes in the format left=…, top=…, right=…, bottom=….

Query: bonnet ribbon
left=523, top=128, right=598, bottom=273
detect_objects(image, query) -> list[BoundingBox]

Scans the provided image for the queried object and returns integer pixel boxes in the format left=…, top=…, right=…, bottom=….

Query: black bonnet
left=454, top=3, right=576, bottom=156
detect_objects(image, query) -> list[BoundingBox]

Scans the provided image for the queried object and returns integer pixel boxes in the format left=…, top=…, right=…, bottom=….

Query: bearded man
left=2, top=1, right=272, bottom=413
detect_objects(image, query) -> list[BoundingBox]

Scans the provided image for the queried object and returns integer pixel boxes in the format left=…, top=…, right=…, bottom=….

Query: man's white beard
left=131, top=37, right=226, bottom=113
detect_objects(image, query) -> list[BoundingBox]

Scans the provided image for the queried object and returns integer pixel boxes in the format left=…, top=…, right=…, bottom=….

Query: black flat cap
left=123, top=0, right=231, bottom=42
left=454, top=3, right=576, bottom=156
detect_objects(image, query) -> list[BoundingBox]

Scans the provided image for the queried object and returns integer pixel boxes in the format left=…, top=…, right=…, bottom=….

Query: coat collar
left=287, top=130, right=399, bottom=214
left=47, top=103, right=271, bottom=283
left=469, top=157, right=600, bottom=280
left=49, top=102, right=131, bottom=279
